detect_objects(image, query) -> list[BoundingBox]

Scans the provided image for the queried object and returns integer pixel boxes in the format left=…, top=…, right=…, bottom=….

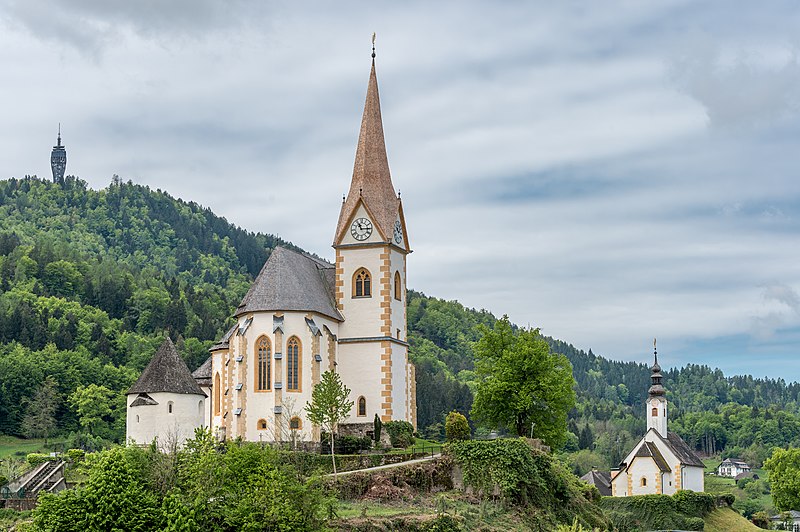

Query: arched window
left=651, top=407, right=658, bottom=417
left=214, top=373, right=221, bottom=415
left=168, top=401, right=174, bottom=414
left=353, top=268, right=371, bottom=298
left=287, top=337, right=301, bottom=391
left=394, top=271, right=402, bottom=300
left=641, top=477, right=647, bottom=487
left=290, top=417, right=302, bottom=430
left=136, top=415, right=140, bottom=423
left=256, top=336, right=272, bottom=391
left=257, top=419, right=268, bottom=430
left=198, top=400, right=204, bottom=417
left=358, top=396, right=367, bottom=417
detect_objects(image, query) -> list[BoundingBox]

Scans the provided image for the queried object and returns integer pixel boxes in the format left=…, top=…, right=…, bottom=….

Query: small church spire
left=648, top=338, right=664, bottom=397
left=372, top=32, right=376, bottom=59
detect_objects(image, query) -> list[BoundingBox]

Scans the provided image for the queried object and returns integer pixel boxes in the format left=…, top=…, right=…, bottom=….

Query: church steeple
left=334, top=38, right=400, bottom=246
left=646, top=338, right=668, bottom=437
left=50, top=123, right=67, bottom=183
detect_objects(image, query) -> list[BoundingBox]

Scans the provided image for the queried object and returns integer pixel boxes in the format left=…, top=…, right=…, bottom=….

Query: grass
left=704, top=507, right=763, bottom=532
left=0, top=435, right=66, bottom=460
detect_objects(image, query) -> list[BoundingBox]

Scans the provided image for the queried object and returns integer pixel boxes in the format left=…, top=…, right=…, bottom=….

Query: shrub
left=682, top=516, right=705, bottom=530
left=445, top=411, right=470, bottom=442
left=718, top=493, right=735, bottom=507
left=26, top=453, right=53, bottom=466
left=66, top=449, right=86, bottom=463
left=373, top=414, right=383, bottom=444
left=385, top=420, right=415, bottom=448
left=320, top=433, right=372, bottom=454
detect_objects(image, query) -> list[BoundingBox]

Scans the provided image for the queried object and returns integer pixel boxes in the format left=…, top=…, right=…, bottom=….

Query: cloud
left=669, top=37, right=800, bottom=129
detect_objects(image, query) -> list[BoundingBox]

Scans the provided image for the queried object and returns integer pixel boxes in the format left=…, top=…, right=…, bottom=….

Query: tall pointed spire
left=334, top=35, right=399, bottom=244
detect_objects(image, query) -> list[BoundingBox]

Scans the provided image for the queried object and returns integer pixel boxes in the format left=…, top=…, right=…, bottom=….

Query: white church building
left=610, top=344, right=705, bottom=496
left=127, top=51, right=416, bottom=446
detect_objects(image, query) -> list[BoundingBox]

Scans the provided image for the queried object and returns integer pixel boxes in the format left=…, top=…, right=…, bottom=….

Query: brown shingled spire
left=334, top=51, right=400, bottom=245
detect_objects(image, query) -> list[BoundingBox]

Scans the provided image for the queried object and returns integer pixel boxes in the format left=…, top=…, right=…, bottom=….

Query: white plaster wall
left=337, top=341, right=385, bottom=424
left=611, top=472, right=628, bottom=497
left=390, top=342, right=409, bottom=421
left=646, top=397, right=668, bottom=437
left=662, top=471, right=676, bottom=495
left=199, top=385, right=212, bottom=428
left=338, top=246, right=386, bottom=338
left=126, top=391, right=204, bottom=448
left=682, top=466, right=704, bottom=492
left=389, top=248, right=406, bottom=341
left=629, top=458, right=662, bottom=495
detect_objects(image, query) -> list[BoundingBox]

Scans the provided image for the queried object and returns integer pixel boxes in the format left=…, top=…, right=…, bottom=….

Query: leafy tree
left=21, top=375, right=59, bottom=443
left=765, top=447, right=800, bottom=511
left=445, top=411, right=470, bottom=441
left=305, top=369, right=353, bottom=479
left=68, top=383, right=114, bottom=436
left=471, top=317, right=576, bottom=448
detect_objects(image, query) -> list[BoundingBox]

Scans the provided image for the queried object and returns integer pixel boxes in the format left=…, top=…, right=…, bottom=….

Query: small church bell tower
left=646, top=339, right=668, bottom=438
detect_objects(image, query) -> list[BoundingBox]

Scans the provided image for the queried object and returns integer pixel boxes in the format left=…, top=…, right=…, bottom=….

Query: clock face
left=350, top=218, right=373, bottom=241
left=393, top=220, right=403, bottom=244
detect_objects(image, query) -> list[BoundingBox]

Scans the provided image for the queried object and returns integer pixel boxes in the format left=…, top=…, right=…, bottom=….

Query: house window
left=168, top=401, right=174, bottom=414
left=290, top=417, right=302, bottom=430
left=353, top=268, right=371, bottom=297
left=641, top=477, right=647, bottom=487
left=358, top=396, right=367, bottom=417
left=214, top=373, right=221, bottom=415
left=256, top=336, right=272, bottom=391
left=257, top=419, right=268, bottom=430
left=651, top=407, right=658, bottom=417
left=287, top=336, right=301, bottom=391
left=394, top=271, right=402, bottom=300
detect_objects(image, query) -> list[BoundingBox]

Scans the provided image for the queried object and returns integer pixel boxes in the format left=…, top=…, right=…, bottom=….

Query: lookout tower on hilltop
left=50, top=124, right=67, bottom=183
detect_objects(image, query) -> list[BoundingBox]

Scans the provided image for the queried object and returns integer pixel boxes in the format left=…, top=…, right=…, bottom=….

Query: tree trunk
left=331, top=429, right=338, bottom=480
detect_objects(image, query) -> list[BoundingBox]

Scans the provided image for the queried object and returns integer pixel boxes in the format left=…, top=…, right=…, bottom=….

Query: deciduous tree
left=305, top=370, right=353, bottom=479
left=21, top=375, right=59, bottom=444
left=765, top=447, right=800, bottom=511
left=471, top=317, right=576, bottom=448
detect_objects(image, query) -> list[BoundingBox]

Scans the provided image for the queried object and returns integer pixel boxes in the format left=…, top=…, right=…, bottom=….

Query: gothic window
left=287, top=337, right=301, bottom=391
left=256, top=336, right=272, bottom=391
left=198, top=400, right=203, bottom=417
left=358, top=396, right=366, bottom=417
left=257, top=419, right=268, bottom=430
left=353, top=268, right=372, bottom=297
left=641, top=477, right=647, bottom=487
left=290, top=417, right=302, bottom=430
left=214, top=373, right=221, bottom=415
left=394, top=271, right=402, bottom=300
left=651, top=407, right=658, bottom=417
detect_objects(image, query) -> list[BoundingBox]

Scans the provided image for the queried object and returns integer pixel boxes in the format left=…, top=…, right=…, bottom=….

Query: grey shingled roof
left=665, top=431, right=705, bottom=468
left=235, top=246, right=343, bottom=321
left=127, top=338, right=205, bottom=396
left=580, top=470, right=611, bottom=496
left=633, top=441, right=671, bottom=472
left=192, top=356, right=212, bottom=387
left=210, top=324, right=236, bottom=351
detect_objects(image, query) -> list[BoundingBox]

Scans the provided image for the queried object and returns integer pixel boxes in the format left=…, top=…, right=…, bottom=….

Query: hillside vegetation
left=2, top=175, right=800, bottom=474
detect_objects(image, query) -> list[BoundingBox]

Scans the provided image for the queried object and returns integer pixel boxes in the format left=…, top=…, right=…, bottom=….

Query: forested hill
left=2, top=175, right=800, bottom=465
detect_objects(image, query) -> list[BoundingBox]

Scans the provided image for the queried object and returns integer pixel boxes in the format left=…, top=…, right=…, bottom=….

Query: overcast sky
left=2, top=1, right=800, bottom=382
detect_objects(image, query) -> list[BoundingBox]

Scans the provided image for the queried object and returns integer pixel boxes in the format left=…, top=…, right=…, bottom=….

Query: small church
left=610, top=343, right=705, bottom=496
left=126, top=48, right=416, bottom=446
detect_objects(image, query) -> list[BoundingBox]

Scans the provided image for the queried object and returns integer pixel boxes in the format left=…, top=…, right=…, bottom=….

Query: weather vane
left=372, top=32, right=376, bottom=58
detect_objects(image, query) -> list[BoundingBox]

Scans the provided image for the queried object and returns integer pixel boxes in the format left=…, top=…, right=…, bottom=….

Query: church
left=610, top=343, right=705, bottom=496
left=126, top=50, right=417, bottom=445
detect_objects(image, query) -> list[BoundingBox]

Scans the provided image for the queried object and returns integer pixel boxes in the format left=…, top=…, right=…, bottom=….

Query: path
left=327, top=453, right=442, bottom=477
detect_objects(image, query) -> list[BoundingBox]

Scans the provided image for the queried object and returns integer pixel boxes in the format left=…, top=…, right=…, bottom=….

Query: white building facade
left=611, top=346, right=705, bottom=496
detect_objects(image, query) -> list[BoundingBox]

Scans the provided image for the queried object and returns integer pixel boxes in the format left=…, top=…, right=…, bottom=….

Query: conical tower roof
left=334, top=56, right=400, bottom=244
left=128, top=337, right=205, bottom=396
left=235, top=247, right=343, bottom=321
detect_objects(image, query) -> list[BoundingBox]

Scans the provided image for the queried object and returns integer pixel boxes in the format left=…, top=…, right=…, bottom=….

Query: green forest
left=2, top=174, right=800, bottom=473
